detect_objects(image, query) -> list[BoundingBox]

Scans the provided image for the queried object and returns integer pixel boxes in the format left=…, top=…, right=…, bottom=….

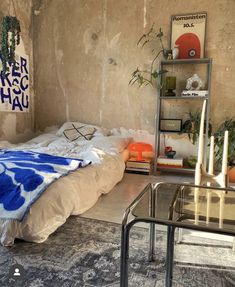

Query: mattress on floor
left=0, top=129, right=128, bottom=246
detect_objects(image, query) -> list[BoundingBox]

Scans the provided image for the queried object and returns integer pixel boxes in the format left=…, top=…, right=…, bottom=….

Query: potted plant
left=129, top=25, right=169, bottom=87
left=180, top=110, right=212, bottom=169
left=180, top=110, right=212, bottom=145
left=214, top=119, right=235, bottom=182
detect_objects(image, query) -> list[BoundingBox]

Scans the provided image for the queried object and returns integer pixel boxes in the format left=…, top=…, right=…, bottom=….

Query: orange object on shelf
left=127, top=142, right=153, bottom=161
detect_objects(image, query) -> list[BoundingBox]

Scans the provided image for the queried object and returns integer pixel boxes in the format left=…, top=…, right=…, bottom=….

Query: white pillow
left=57, top=122, right=110, bottom=137
left=62, top=123, right=96, bottom=141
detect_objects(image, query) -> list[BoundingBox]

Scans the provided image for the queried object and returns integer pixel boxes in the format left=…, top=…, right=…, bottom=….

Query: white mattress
left=0, top=131, right=127, bottom=245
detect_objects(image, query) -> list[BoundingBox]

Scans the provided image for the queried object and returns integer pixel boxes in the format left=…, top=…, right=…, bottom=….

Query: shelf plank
left=160, top=96, right=209, bottom=100
left=159, top=131, right=181, bottom=134
left=161, top=58, right=212, bottom=65
left=156, top=165, right=195, bottom=174
left=159, top=131, right=207, bottom=136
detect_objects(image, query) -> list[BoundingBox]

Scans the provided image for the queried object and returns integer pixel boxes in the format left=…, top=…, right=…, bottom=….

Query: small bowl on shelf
left=165, top=150, right=176, bottom=159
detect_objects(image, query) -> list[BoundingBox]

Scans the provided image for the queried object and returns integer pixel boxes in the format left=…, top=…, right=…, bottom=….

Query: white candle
left=222, top=131, right=228, bottom=174
left=208, top=136, right=214, bottom=174
left=197, top=100, right=207, bottom=164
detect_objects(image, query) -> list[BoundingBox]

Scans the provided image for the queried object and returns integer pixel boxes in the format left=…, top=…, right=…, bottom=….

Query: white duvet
left=0, top=131, right=128, bottom=246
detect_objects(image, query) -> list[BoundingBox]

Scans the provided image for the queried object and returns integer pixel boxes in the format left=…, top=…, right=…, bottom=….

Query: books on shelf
left=181, top=90, right=208, bottom=97
left=157, top=156, right=183, bottom=167
left=125, top=157, right=153, bottom=174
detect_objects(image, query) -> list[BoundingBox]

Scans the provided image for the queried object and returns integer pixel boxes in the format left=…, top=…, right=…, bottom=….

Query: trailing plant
left=180, top=110, right=212, bottom=145
left=129, top=25, right=168, bottom=87
left=0, top=16, right=21, bottom=75
left=214, top=118, right=235, bottom=167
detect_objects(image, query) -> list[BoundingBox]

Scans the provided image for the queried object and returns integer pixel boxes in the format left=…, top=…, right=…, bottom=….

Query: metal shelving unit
left=154, top=58, right=213, bottom=174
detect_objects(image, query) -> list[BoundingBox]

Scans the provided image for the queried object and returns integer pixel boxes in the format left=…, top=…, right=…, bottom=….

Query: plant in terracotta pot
left=214, top=119, right=235, bottom=182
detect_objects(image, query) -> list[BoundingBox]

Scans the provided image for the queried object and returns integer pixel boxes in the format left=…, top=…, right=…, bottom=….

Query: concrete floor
left=82, top=172, right=193, bottom=224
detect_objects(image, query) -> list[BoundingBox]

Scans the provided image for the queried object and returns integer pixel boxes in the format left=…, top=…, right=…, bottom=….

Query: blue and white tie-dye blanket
left=0, top=150, right=88, bottom=221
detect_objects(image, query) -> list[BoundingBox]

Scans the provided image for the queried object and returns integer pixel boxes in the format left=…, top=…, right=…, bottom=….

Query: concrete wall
left=33, top=0, right=235, bottom=139
left=0, top=0, right=34, bottom=143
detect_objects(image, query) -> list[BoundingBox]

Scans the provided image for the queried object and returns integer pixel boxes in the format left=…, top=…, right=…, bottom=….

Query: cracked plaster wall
left=0, top=0, right=34, bottom=143
left=33, top=0, right=235, bottom=138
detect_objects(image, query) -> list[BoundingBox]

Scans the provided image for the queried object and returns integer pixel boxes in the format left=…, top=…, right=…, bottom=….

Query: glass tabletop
left=131, top=183, right=235, bottom=236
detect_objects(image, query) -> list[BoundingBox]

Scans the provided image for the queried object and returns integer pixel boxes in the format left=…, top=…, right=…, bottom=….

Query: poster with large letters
left=0, top=53, right=29, bottom=112
left=171, top=12, right=207, bottom=59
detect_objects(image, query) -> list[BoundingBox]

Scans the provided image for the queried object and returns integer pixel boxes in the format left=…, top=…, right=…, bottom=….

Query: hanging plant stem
left=130, top=25, right=168, bottom=88
left=0, top=16, right=21, bottom=76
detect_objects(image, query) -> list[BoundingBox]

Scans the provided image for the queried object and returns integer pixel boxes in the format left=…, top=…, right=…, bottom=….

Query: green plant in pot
left=214, top=118, right=235, bottom=182
left=129, top=25, right=168, bottom=87
left=180, top=110, right=212, bottom=169
left=180, top=110, right=212, bottom=145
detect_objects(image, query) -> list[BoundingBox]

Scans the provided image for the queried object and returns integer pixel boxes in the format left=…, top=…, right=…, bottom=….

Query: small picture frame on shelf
left=160, top=119, right=182, bottom=132
left=170, top=12, right=207, bottom=59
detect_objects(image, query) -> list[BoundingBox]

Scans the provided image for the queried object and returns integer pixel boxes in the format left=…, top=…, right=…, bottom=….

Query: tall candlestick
left=222, top=131, right=228, bottom=174
left=208, top=136, right=214, bottom=174
left=197, top=100, right=206, bottom=164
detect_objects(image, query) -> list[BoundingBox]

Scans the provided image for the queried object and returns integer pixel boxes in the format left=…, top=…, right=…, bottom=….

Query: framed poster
left=171, top=12, right=207, bottom=59
left=0, top=53, right=30, bottom=112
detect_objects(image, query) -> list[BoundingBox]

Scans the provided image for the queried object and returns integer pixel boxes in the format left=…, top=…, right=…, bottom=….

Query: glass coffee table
left=120, top=182, right=235, bottom=287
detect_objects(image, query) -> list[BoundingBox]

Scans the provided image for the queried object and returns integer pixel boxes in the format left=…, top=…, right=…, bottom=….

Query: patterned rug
left=0, top=217, right=235, bottom=287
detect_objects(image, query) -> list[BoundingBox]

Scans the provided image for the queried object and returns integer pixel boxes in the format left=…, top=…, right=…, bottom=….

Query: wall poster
left=0, top=53, right=30, bottom=112
left=171, top=12, right=207, bottom=59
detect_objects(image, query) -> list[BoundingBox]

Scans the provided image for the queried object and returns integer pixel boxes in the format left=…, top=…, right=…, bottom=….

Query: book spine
left=181, top=90, right=208, bottom=97
left=157, top=164, right=183, bottom=168
left=125, top=170, right=150, bottom=175
left=126, top=167, right=151, bottom=171
left=157, top=160, right=183, bottom=165
left=126, top=163, right=151, bottom=169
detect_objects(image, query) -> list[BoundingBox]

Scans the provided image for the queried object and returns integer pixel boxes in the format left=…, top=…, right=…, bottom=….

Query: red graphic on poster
left=175, top=33, right=201, bottom=59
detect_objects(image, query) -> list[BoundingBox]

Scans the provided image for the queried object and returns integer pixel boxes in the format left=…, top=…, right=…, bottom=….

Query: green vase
left=165, top=76, right=176, bottom=97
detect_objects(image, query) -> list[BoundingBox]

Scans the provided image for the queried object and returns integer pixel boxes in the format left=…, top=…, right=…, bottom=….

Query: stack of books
left=181, top=90, right=208, bottom=97
left=125, top=158, right=153, bottom=175
left=157, top=156, right=183, bottom=168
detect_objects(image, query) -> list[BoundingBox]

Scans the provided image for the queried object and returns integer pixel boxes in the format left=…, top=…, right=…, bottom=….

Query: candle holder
left=165, top=76, right=176, bottom=97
